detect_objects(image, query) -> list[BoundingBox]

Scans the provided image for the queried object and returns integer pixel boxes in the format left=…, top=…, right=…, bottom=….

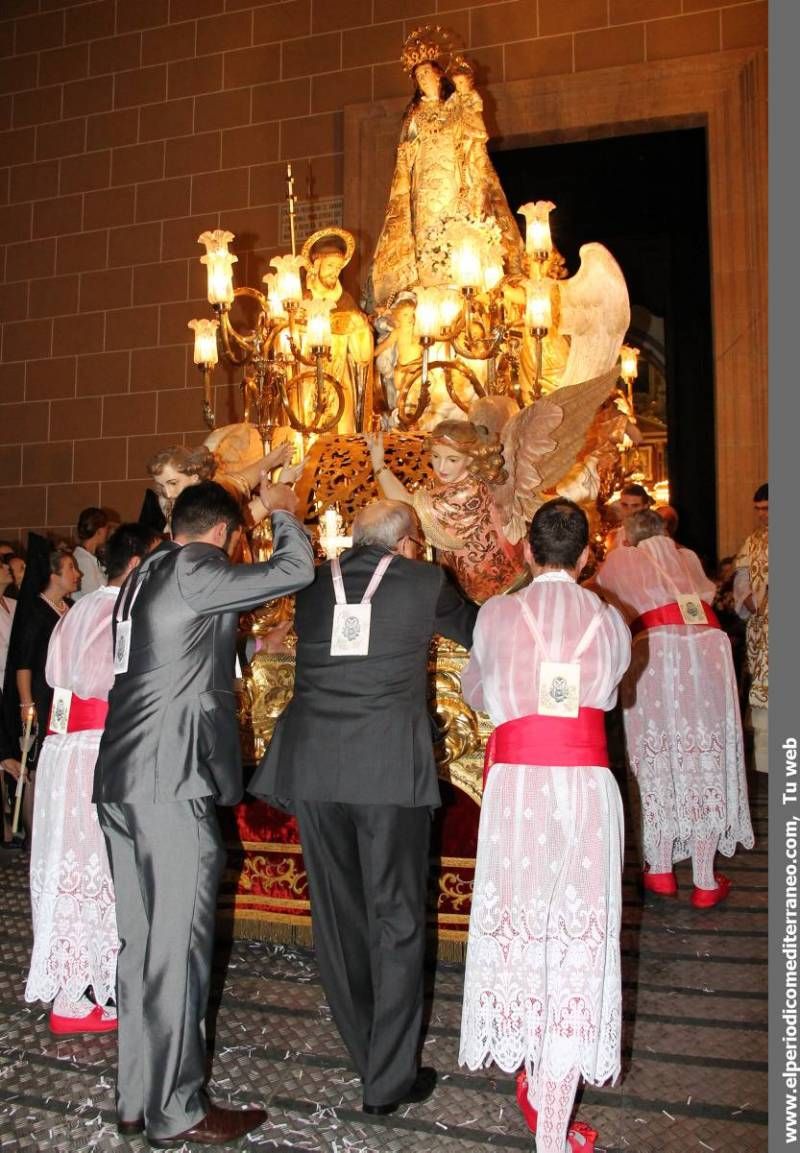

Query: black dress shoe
left=363, top=1066, right=437, bottom=1115
left=117, top=1118, right=144, bottom=1136
left=147, top=1103, right=267, bottom=1148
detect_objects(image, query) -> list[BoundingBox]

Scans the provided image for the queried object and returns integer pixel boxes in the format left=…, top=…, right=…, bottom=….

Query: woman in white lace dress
left=25, top=525, right=158, bottom=1034
left=595, top=509, right=753, bottom=907
left=459, top=500, right=631, bottom=1153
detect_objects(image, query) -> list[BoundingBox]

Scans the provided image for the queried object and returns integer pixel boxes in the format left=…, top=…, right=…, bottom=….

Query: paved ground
left=0, top=772, right=767, bottom=1152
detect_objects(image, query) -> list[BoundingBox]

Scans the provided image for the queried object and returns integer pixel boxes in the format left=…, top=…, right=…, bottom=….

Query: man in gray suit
left=250, top=500, right=477, bottom=1116
left=94, top=478, right=314, bottom=1148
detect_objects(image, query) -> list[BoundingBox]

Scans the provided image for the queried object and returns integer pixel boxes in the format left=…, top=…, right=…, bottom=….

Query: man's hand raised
left=259, top=472, right=299, bottom=518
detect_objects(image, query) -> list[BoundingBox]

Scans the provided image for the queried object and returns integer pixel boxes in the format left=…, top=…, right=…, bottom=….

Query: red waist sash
left=631, top=600, right=721, bottom=638
left=483, top=708, right=609, bottom=787
left=48, top=694, right=108, bottom=735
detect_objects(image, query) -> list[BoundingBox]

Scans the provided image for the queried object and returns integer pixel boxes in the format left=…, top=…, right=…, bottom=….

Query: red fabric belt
left=483, top=708, right=609, bottom=787
left=48, top=694, right=108, bottom=734
left=630, top=600, right=721, bottom=638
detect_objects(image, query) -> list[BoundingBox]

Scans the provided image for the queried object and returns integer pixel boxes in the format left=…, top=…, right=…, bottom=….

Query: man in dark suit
left=250, top=499, right=477, bottom=1115
left=94, top=479, right=314, bottom=1148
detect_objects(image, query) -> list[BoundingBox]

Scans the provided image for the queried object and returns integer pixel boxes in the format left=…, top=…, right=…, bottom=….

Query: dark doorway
left=492, top=128, right=716, bottom=566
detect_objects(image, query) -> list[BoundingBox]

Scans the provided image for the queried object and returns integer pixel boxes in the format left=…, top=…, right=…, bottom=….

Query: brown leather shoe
left=117, top=1118, right=144, bottom=1136
left=147, top=1103, right=267, bottom=1148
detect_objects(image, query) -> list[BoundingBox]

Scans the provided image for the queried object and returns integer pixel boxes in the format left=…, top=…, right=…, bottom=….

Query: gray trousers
left=295, top=801, right=431, bottom=1107
left=98, top=797, right=226, bottom=1138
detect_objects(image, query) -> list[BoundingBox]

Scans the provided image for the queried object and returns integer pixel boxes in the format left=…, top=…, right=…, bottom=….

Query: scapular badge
left=538, top=660, right=580, bottom=718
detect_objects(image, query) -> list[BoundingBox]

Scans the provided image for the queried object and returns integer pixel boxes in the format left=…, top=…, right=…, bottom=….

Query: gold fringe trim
left=220, top=910, right=468, bottom=960
left=429, top=937, right=467, bottom=962
left=221, top=910, right=315, bottom=947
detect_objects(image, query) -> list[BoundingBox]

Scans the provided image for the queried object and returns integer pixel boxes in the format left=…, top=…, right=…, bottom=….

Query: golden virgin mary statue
left=369, top=27, right=524, bottom=306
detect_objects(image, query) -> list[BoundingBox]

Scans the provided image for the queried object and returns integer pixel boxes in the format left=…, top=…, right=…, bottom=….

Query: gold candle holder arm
left=218, top=308, right=258, bottom=366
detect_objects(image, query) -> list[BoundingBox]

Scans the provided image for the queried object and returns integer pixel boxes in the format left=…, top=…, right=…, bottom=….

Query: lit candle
left=277, top=267, right=300, bottom=302
left=197, top=230, right=237, bottom=306
left=482, top=260, right=504, bottom=293
left=525, top=279, right=552, bottom=331
left=269, top=254, right=306, bottom=305
left=306, top=299, right=333, bottom=348
left=528, top=219, right=551, bottom=253
left=320, top=507, right=341, bottom=560
left=188, top=318, right=219, bottom=366
left=619, top=344, right=639, bottom=383
left=517, top=201, right=555, bottom=257
left=451, top=238, right=482, bottom=289
left=438, top=290, right=463, bottom=330
left=414, top=288, right=440, bottom=338
left=262, top=272, right=286, bottom=319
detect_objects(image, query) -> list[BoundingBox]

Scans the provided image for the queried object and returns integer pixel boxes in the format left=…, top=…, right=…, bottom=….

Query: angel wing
left=467, top=394, right=520, bottom=439
left=493, top=368, right=619, bottom=542
left=556, top=243, right=630, bottom=389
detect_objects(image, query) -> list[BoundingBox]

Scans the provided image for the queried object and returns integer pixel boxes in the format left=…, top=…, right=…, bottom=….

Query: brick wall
left=0, top=0, right=767, bottom=541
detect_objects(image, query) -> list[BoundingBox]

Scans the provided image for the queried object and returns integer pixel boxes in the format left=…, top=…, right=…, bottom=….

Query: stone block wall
left=0, top=0, right=767, bottom=541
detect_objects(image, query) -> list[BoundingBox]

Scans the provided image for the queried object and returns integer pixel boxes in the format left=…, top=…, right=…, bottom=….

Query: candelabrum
left=190, top=229, right=347, bottom=448
left=391, top=201, right=559, bottom=427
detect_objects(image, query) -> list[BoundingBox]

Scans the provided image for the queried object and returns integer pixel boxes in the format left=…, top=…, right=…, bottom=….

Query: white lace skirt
left=459, top=762, right=623, bottom=1087
left=621, top=630, right=754, bottom=863
left=25, top=732, right=119, bottom=1006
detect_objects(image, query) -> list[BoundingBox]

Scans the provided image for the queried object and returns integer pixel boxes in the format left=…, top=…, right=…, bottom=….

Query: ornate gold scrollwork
left=239, top=854, right=309, bottom=899
left=428, top=639, right=487, bottom=806
left=438, top=869, right=474, bottom=912
left=242, top=653, right=297, bottom=761
left=292, top=431, right=430, bottom=525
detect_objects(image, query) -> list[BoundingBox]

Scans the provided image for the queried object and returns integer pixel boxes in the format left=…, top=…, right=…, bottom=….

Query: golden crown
left=400, top=25, right=455, bottom=75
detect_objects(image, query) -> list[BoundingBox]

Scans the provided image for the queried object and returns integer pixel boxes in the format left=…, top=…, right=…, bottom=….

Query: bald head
left=352, top=500, right=420, bottom=551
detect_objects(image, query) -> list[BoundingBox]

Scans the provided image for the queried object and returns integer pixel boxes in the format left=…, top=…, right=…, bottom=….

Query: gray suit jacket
left=249, top=545, right=477, bottom=809
left=93, top=511, right=314, bottom=807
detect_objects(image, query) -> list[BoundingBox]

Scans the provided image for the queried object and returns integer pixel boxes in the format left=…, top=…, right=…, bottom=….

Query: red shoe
left=49, top=1004, right=118, bottom=1036
left=691, top=873, right=731, bottom=909
left=515, top=1070, right=537, bottom=1133
left=567, top=1120, right=599, bottom=1150
left=642, top=867, right=678, bottom=897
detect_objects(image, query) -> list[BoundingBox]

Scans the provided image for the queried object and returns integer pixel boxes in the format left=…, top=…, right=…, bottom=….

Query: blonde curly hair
left=427, top=420, right=508, bottom=486
left=146, top=444, right=216, bottom=482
